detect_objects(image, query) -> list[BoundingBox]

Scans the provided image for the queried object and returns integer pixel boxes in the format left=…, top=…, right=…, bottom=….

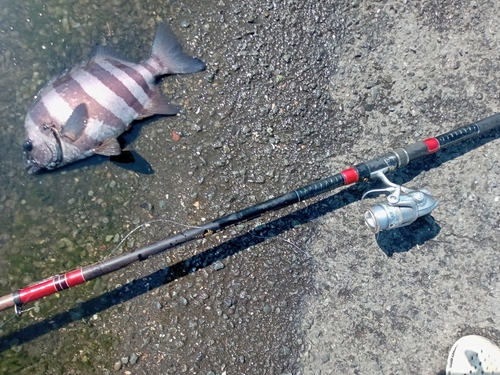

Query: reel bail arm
left=362, top=170, right=438, bottom=234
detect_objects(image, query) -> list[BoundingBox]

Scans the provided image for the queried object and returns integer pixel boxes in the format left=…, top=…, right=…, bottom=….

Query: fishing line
left=248, top=229, right=311, bottom=258
left=0, top=306, right=36, bottom=329
left=105, top=219, right=202, bottom=259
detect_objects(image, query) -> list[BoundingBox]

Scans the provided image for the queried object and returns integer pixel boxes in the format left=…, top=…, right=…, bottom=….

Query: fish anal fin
left=137, top=87, right=179, bottom=119
left=62, top=103, right=88, bottom=141
left=95, top=137, right=121, bottom=156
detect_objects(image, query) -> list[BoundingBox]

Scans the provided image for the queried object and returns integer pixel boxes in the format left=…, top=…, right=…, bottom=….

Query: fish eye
left=23, top=140, right=33, bottom=152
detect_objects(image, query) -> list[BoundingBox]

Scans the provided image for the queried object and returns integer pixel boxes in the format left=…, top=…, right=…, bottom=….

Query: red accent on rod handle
left=341, top=167, right=359, bottom=185
left=17, top=269, right=85, bottom=305
left=18, top=279, right=58, bottom=305
left=66, top=269, right=86, bottom=287
left=423, top=138, right=440, bottom=154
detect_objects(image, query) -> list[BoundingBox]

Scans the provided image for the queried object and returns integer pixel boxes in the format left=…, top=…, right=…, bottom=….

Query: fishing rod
left=2, top=113, right=500, bottom=315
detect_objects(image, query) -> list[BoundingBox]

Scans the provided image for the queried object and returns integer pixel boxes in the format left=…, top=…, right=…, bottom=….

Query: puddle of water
left=0, top=1, right=216, bottom=371
left=0, top=0, right=349, bottom=373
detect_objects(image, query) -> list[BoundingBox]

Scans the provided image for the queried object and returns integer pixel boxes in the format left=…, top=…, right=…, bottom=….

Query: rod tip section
left=0, top=293, right=15, bottom=313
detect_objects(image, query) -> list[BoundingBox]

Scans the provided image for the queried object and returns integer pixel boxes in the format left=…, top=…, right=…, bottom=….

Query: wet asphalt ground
left=1, top=0, right=500, bottom=374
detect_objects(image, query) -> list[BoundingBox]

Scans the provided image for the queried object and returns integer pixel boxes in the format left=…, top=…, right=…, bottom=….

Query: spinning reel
left=362, top=171, right=438, bottom=234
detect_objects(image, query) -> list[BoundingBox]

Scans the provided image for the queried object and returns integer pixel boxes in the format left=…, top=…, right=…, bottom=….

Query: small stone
left=140, top=202, right=152, bottom=210
left=418, top=82, right=428, bottom=91
left=282, top=54, right=291, bottom=63
left=180, top=20, right=190, bottom=28
left=129, top=352, right=138, bottom=365
left=113, top=361, right=122, bottom=371
left=213, top=261, right=225, bottom=271
left=205, top=73, right=215, bottom=83
left=121, top=356, right=129, bottom=364
left=321, top=353, right=331, bottom=363
left=255, top=175, right=266, bottom=184
left=278, top=300, right=288, bottom=308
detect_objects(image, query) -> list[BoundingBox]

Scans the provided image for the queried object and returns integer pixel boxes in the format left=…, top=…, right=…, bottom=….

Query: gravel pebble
left=129, top=353, right=138, bottom=365
left=213, top=261, right=225, bottom=271
left=418, top=82, right=428, bottom=90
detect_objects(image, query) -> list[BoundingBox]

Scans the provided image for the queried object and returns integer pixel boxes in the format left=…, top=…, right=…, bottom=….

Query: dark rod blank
left=2, top=113, right=500, bottom=314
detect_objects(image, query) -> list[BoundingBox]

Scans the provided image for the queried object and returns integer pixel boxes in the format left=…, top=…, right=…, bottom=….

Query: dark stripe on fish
left=84, top=62, right=145, bottom=115
left=54, top=73, right=123, bottom=128
left=30, top=95, right=54, bottom=124
left=143, top=58, right=161, bottom=76
left=106, top=59, right=153, bottom=100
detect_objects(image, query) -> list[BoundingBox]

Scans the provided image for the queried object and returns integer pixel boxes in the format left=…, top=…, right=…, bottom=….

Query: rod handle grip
left=477, top=113, right=500, bottom=133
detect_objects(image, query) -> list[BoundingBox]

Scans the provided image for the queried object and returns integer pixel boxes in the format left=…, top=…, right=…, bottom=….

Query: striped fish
left=22, top=22, right=206, bottom=174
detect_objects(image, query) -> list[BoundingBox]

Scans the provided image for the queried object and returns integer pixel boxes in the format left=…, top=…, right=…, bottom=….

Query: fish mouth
left=26, top=165, right=44, bottom=174
left=23, top=156, right=45, bottom=174
left=23, top=128, right=64, bottom=174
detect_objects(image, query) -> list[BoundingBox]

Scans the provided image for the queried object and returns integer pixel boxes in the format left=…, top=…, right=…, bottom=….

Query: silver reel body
left=362, top=171, right=438, bottom=234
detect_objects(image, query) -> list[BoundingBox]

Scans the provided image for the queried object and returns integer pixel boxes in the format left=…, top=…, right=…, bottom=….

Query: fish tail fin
left=149, top=23, right=206, bottom=75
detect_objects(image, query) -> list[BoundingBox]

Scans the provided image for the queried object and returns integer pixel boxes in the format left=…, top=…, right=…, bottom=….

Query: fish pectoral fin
left=137, top=87, right=179, bottom=119
left=94, top=137, right=121, bottom=156
left=62, top=103, right=88, bottom=141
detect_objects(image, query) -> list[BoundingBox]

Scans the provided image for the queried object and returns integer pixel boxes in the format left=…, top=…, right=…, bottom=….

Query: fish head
left=23, top=116, right=63, bottom=174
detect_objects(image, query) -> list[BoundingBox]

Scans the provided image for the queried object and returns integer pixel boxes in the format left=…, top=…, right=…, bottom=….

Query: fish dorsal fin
left=92, top=45, right=128, bottom=63
left=62, top=103, right=88, bottom=141
left=94, top=137, right=121, bottom=156
left=137, top=86, right=179, bottom=119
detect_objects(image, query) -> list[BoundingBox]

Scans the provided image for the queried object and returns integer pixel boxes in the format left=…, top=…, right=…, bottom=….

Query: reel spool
left=362, top=171, right=438, bottom=234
